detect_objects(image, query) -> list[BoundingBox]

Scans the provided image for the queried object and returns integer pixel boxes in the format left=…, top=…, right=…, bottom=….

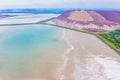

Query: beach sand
left=61, top=29, right=120, bottom=80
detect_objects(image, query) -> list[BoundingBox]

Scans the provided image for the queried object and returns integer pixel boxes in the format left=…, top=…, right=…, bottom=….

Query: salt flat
left=0, top=14, right=59, bottom=25
left=63, top=29, right=120, bottom=80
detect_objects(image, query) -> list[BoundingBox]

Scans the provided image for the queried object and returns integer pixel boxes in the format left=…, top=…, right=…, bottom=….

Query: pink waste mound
left=88, top=11, right=118, bottom=26
left=53, top=10, right=120, bottom=33
left=68, top=10, right=94, bottom=22
left=97, top=11, right=120, bottom=24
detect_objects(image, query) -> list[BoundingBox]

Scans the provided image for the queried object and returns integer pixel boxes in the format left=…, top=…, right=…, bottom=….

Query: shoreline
left=44, top=20, right=120, bottom=55
left=59, top=29, right=74, bottom=80
left=42, top=19, right=120, bottom=80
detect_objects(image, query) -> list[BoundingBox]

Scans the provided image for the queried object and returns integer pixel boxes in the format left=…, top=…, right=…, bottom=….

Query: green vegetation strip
left=98, top=30, right=120, bottom=55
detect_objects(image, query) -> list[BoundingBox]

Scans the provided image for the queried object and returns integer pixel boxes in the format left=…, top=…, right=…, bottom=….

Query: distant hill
left=0, top=14, right=15, bottom=18
left=0, top=9, right=68, bottom=14
left=53, top=10, right=120, bottom=32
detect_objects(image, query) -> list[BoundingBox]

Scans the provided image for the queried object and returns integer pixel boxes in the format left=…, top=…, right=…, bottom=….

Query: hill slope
left=53, top=10, right=120, bottom=33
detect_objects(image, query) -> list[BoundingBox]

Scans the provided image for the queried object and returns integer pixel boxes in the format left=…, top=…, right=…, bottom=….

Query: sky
left=0, top=0, right=120, bottom=9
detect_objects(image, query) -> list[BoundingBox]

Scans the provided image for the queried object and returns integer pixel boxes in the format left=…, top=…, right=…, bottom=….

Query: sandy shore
left=62, top=29, right=120, bottom=80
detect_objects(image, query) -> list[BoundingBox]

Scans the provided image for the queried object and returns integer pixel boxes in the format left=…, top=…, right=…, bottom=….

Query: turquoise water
left=0, top=24, right=67, bottom=78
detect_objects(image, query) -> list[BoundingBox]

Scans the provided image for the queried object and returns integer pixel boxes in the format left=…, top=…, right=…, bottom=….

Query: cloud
left=0, top=0, right=119, bottom=9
